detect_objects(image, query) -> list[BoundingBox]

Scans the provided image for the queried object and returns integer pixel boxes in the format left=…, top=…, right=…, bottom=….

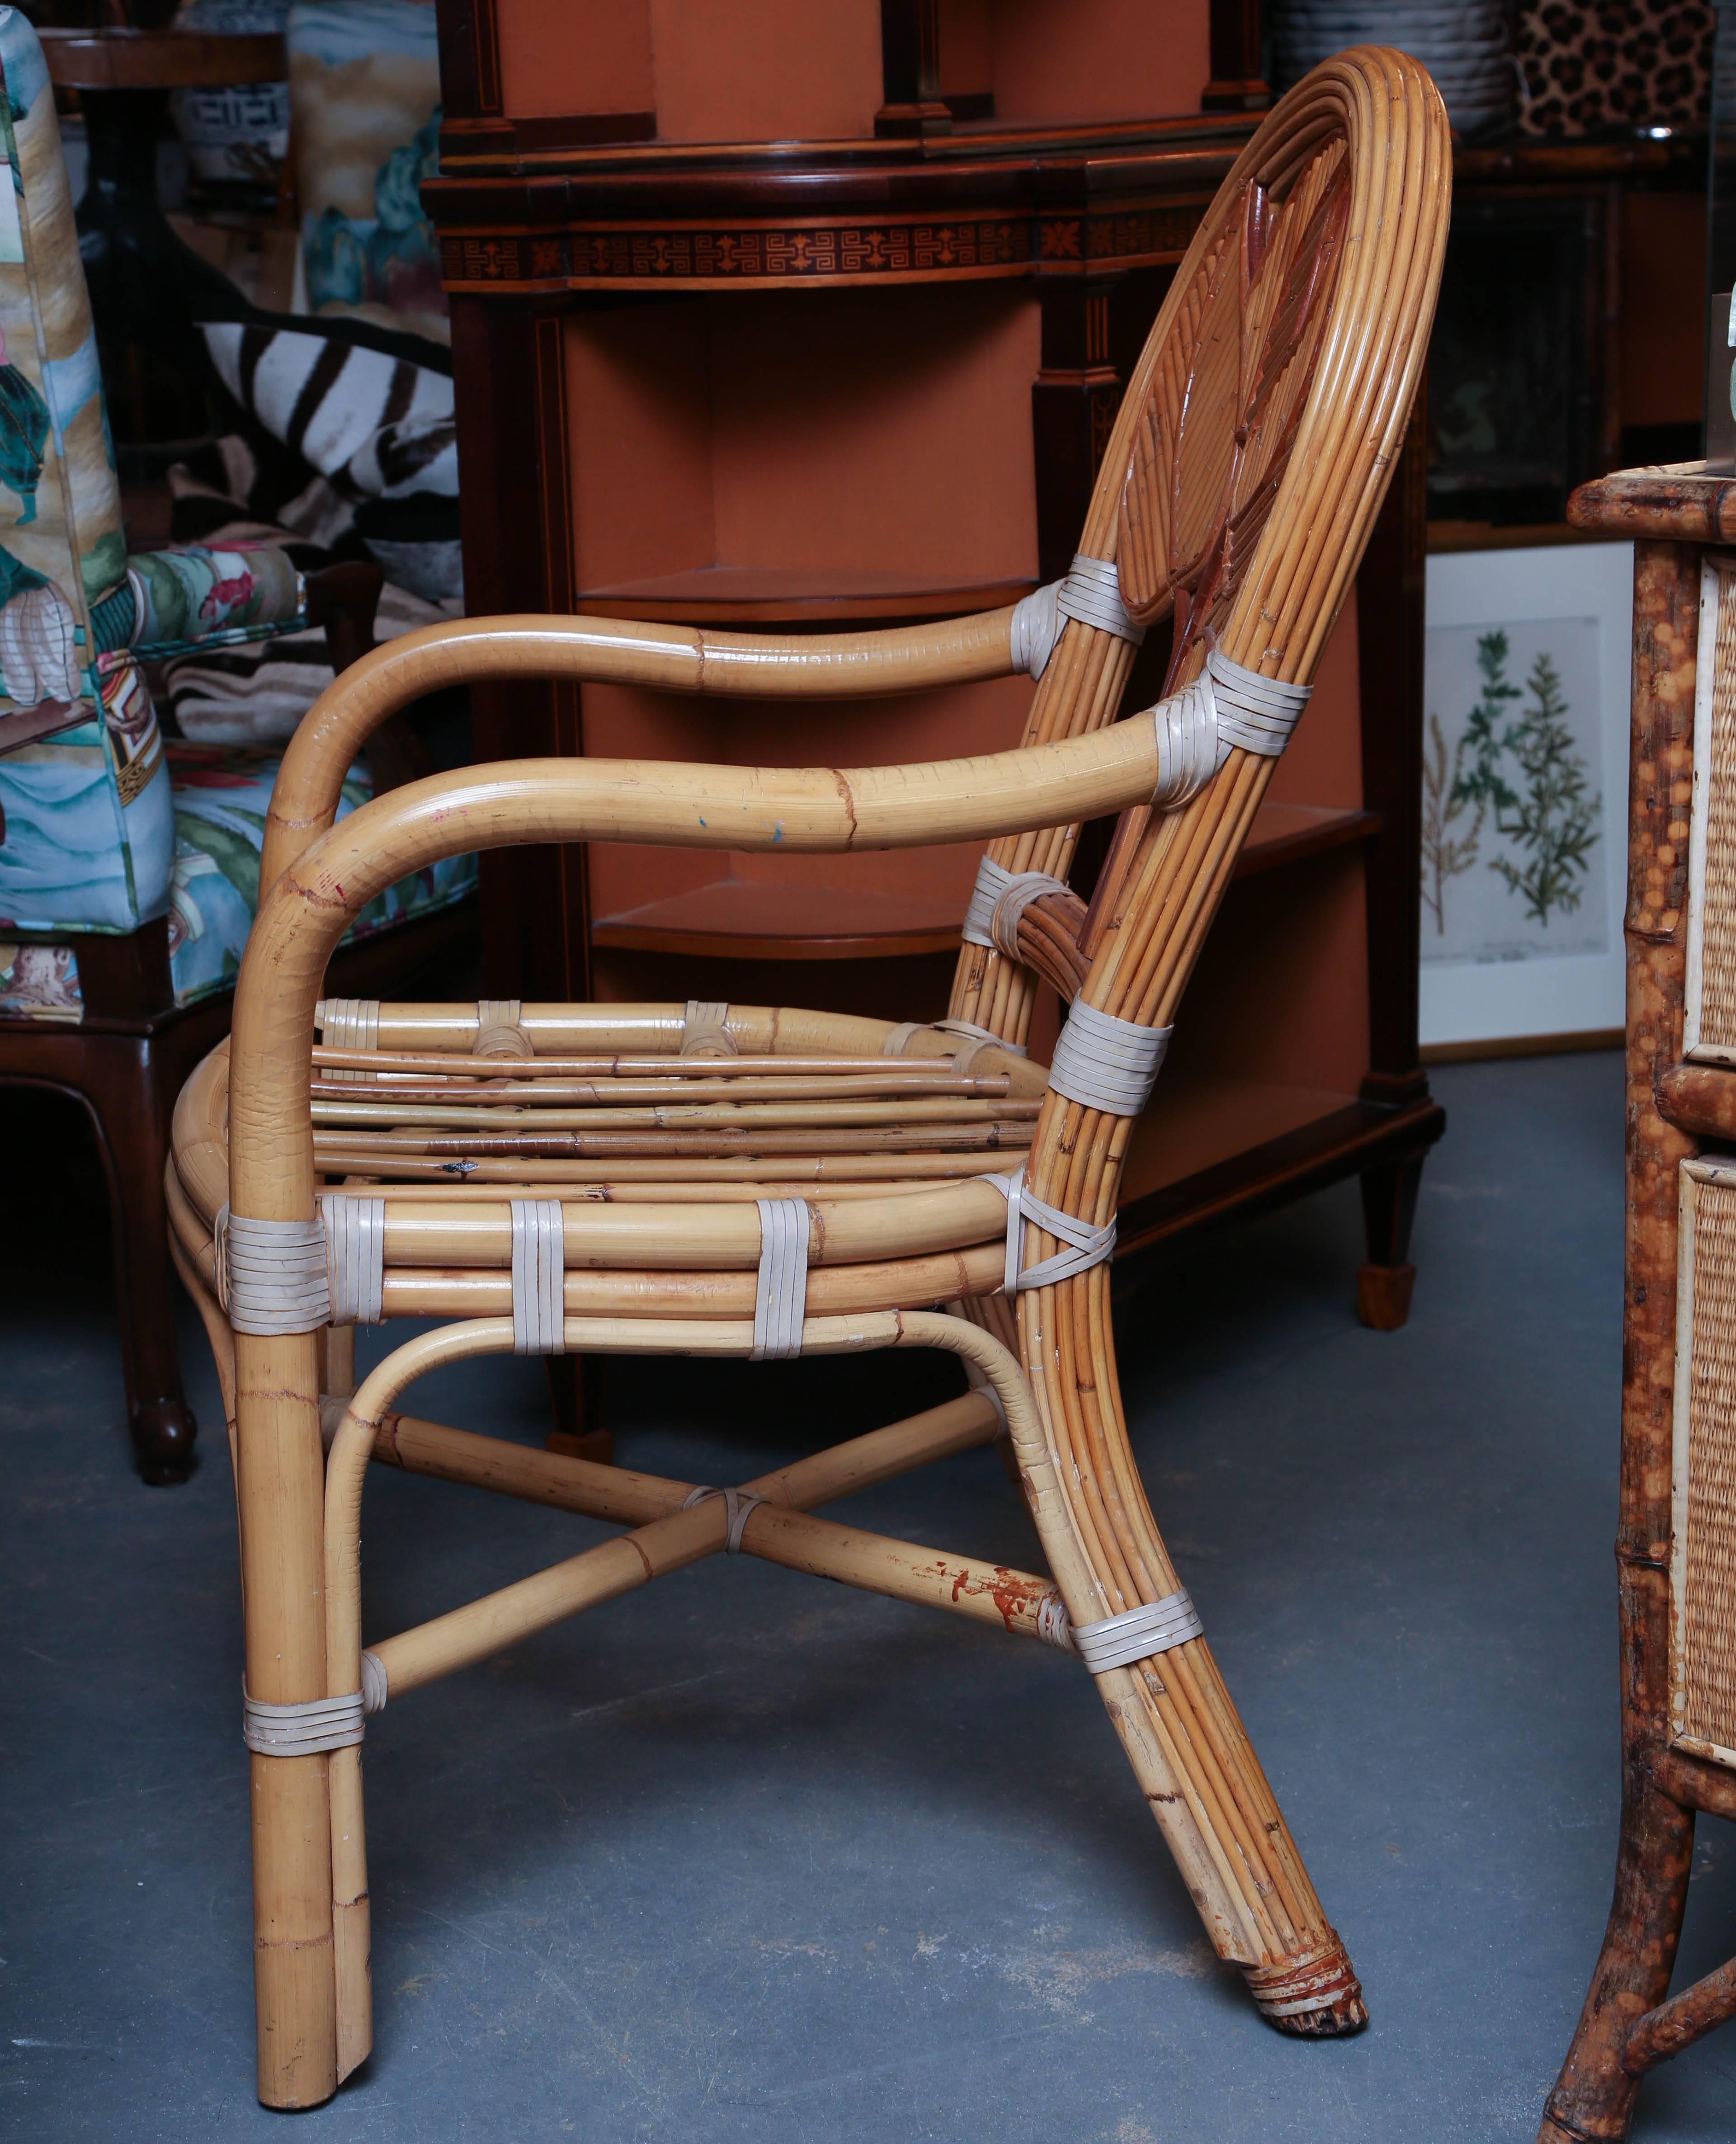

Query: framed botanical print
left=1419, top=541, right=1634, bottom=1052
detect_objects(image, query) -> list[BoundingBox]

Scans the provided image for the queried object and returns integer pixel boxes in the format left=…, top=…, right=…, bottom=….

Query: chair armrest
left=231, top=717, right=1157, bottom=1214
left=259, top=605, right=1021, bottom=890
left=109, top=542, right=307, bottom=660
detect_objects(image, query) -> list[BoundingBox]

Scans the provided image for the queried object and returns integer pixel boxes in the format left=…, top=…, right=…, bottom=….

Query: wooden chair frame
left=171, top=51, right=1448, bottom=2106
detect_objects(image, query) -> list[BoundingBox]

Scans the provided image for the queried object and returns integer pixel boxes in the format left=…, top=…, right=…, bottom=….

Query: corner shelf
left=574, top=568, right=1039, bottom=627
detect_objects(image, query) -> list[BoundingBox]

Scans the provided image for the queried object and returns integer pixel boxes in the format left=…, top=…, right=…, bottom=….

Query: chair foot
left=1356, top=1261, right=1415, bottom=1331
left=132, top=1397, right=198, bottom=1484
left=1537, top=2115, right=1611, bottom=2144
left=1244, top=1932, right=1368, bottom=2034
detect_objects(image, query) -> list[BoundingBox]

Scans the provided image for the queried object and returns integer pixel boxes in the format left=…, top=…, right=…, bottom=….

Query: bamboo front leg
left=236, top=1329, right=338, bottom=2108
left=328, top=1747, right=369, bottom=2084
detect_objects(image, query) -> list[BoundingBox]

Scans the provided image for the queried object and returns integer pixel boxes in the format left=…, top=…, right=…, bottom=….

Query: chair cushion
left=167, top=740, right=476, bottom=1007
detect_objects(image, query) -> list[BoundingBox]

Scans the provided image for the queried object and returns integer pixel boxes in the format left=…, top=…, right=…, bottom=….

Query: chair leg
left=236, top=1330, right=339, bottom=2108
left=1540, top=1552, right=1696, bottom=2141
left=1357, top=1150, right=1424, bottom=1331
left=1538, top=1776, right=1694, bottom=2144
left=1020, top=1271, right=1365, bottom=2031
left=80, top=1038, right=198, bottom=1481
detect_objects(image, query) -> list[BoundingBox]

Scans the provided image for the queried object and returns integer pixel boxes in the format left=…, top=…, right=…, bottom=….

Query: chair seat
left=166, top=741, right=477, bottom=1008
left=168, top=1000, right=1047, bottom=1321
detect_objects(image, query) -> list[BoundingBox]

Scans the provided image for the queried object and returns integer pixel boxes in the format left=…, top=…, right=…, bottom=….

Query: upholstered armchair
left=0, top=8, right=474, bottom=1483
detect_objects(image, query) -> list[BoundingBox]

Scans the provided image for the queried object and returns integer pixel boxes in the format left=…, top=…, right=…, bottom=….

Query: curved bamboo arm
left=229, top=720, right=1160, bottom=1225
left=260, top=604, right=1021, bottom=892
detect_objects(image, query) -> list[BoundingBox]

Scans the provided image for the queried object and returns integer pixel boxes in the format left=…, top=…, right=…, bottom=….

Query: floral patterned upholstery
left=0, top=6, right=472, bottom=1018
left=167, top=742, right=474, bottom=1006
left=1, top=745, right=476, bottom=1017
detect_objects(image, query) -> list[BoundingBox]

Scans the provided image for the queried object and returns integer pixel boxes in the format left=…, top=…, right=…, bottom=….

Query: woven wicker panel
left=1694, top=568, right=1736, bottom=1054
left=1679, top=1169, right=1736, bottom=1757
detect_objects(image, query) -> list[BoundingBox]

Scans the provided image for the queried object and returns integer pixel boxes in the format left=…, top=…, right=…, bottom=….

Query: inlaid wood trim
left=435, top=203, right=1210, bottom=295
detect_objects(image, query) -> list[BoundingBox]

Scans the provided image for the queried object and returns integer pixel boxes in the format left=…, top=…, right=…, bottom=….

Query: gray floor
left=5, top=1052, right=1736, bottom=2142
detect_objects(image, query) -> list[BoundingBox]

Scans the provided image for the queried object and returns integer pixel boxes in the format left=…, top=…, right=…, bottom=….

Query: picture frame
left=1419, top=540, right=1634, bottom=1053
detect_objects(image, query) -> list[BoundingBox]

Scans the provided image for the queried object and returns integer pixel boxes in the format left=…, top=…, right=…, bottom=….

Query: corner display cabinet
left=423, top=0, right=1444, bottom=1404
left=1542, top=467, right=1736, bottom=2141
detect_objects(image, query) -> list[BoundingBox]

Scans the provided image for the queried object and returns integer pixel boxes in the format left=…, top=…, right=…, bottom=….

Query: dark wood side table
left=1540, top=464, right=1736, bottom=2141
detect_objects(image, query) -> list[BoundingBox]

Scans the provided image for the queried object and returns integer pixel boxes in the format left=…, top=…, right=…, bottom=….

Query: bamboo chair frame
left=170, top=50, right=1449, bottom=2107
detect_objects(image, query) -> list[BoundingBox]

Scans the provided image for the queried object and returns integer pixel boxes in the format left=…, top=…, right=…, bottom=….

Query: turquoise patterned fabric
left=0, top=6, right=473, bottom=985
left=123, top=542, right=304, bottom=655
left=166, top=740, right=476, bottom=1007
left=0, top=7, right=174, bottom=935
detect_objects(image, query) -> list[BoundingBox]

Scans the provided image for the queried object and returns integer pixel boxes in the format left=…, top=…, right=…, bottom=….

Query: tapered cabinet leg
left=544, top=1354, right=613, bottom=1465
left=1357, top=1151, right=1425, bottom=1331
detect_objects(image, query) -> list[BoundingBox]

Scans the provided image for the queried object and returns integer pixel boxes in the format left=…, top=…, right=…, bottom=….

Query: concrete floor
left=5, top=1051, right=1736, bottom=2142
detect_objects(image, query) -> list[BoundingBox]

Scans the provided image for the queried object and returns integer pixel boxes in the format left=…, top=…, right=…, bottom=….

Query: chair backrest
left=948, top=47, right=1448, bottom=1059
left=0, top=8, right=172, bottom=937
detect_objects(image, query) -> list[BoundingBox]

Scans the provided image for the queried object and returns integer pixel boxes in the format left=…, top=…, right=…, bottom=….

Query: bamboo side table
left=1541, top=464, right=1736, bottom=2141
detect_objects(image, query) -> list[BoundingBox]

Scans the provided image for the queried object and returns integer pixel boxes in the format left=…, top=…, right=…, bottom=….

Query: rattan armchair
left=168, top=50, right=1448, bottom=2107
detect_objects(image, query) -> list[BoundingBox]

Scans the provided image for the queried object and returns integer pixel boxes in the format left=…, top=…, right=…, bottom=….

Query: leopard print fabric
left=1516, top=1, right=1712, bottom=136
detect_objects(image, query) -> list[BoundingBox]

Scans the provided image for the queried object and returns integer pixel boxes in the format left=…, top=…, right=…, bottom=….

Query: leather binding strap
left=509, top=1198, right=566, bottom=1354
left=682, top=999, right=736, bottom=1058
left=882, top=1016, right=1028, bottom=1069
left=752, top=1197, right=810, bottom=1360
left=931, top=1015, right=1028, bottom=1060
left=961, top=855, right=1016, bottom=948
left=989, top=1164, right=1116, bottom=1295
left=1047, top=999, right=1171, bottom=1117
left=216, top=1206, right=332, bottom=1335
left=990, top=871, right=1071, bottom=964
left=1009, top=552, right=1146, bottom=681
left=361, top=1650, right=387, bottom=1715
left=242, top=1683, right=365, bottom=1757
left=1071, top=1588, right=1204, bottom=1675
left=682, top=1484, right=768, bottom=1554
left=316, top=995, right=379, bottom=1083
left=1149, top=649, right=1313, bottom=810
left=475, top=997, right=531, bottom=1058
left=1208, top=647, right=1310, bottom=755
left=961, top=853, right=1071, bottom=963
left=321, top=1193, right=385, bottom=1326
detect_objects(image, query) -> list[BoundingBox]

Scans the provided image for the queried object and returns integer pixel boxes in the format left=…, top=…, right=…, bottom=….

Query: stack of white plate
left=1272, top=1, right=1514, bottom=135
